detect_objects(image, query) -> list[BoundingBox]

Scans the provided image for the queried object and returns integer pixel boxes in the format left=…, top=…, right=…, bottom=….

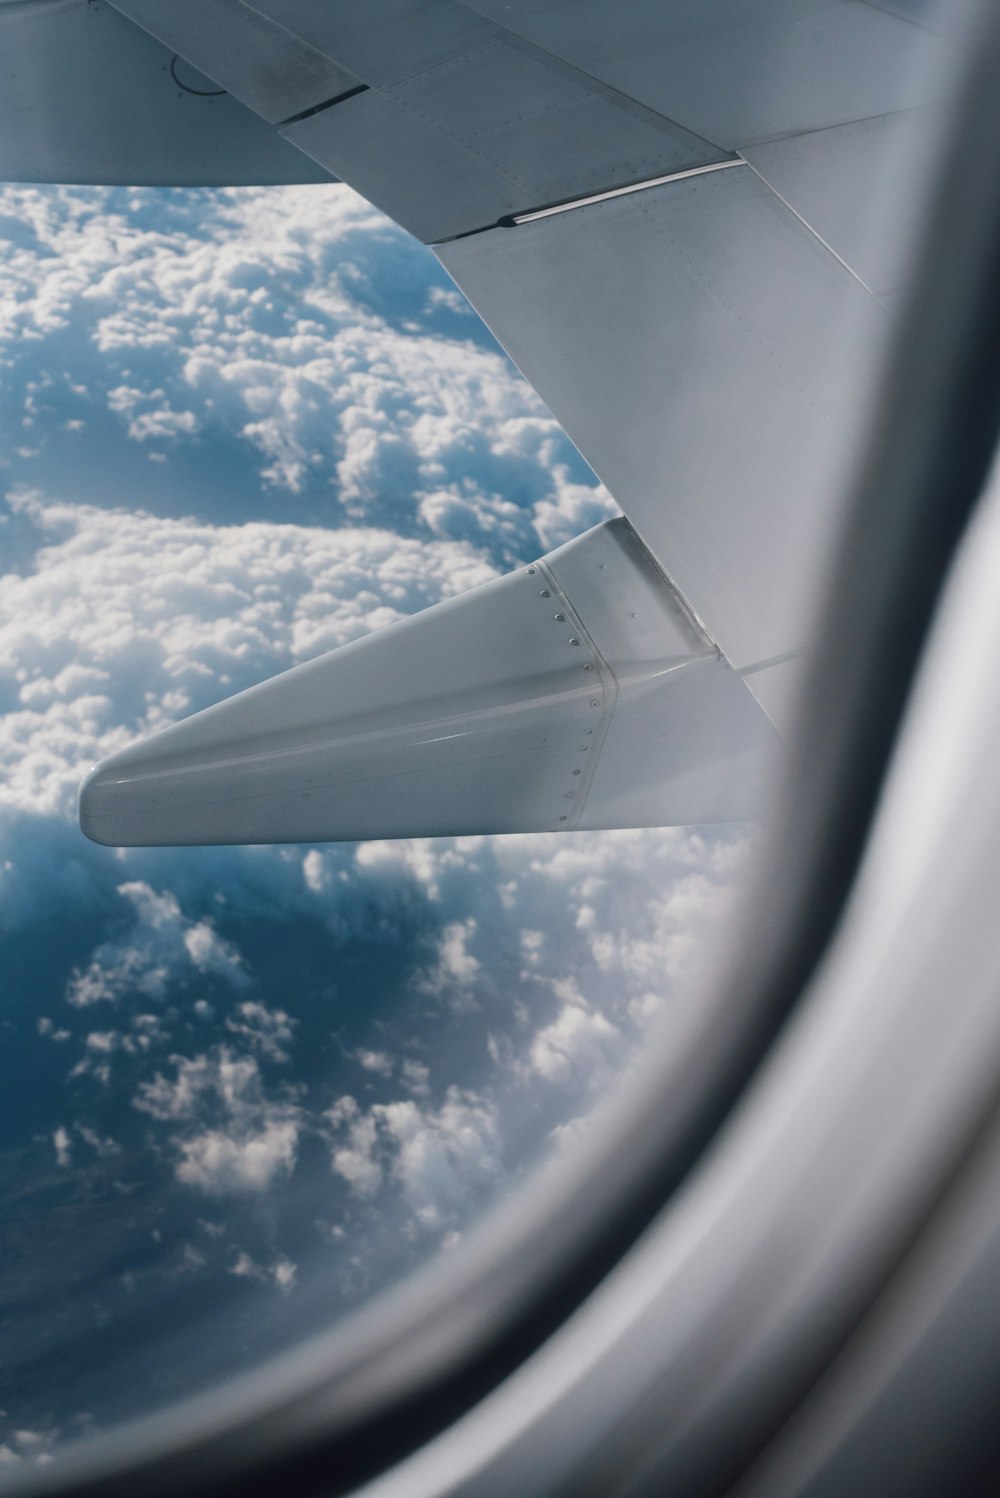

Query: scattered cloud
left=177, top=1120, right=298, bottom=1195
left=527, top=981, right=625, bottom=1088
left=134, top=1048, right=301, bottom=1194
left=229, top=1250, right=297, bottom=1293
left=65, top=880, right=248, bottom=1008
left=326, top=1085, right=502, bottom=1234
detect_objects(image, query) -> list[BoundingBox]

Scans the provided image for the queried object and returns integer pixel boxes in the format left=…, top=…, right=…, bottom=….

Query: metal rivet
left=564, top=792, right=575, bottom=800
left=585, top=728, right=593, bottom=735
left=583, top=663, right=593, bottom=671
left=569, top=638, right=580, bottom=646
left=579, top=747, right=588, bottom=752
left=590, top=700, right=600, bottom=707
left=526, top=566, right=536, bottom=574
left=572, top=769, right=581, bottom=776
left=554, top=613, right=565, bottom=622
left=539, top=589, right=550, bottom=597
left=559, top=815, right=568, bottom=821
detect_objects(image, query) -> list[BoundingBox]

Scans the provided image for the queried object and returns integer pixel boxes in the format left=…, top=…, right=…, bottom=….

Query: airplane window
left=0, top=181, right=757, bottom=1462
left=0, top=0, right=975, bottom=1490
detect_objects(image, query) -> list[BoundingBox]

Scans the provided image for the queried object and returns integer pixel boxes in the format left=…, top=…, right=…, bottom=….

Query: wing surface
left=80, top=519, right=776, bottom=845
left=55, top=0, right=967, bottom=841
left=0, top=0, right=332, bottom=186
left=102, top=0, right=961, bottom=681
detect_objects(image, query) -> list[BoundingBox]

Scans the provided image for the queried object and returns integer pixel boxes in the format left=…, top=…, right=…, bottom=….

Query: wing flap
left=438, top=166, right=886, bottom=672
left=458, top=0, right=952, bottom=148
left=741, top=106, right=944, bottom=299
left=281, top=34, right=719, bottom=241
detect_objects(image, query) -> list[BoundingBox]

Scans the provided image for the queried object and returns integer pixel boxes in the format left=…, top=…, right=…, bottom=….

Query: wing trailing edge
left=78, top=520, right=777, bottom=847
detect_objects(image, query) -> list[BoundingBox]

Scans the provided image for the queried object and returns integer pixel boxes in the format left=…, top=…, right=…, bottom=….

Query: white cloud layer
left=0, top=183, right=615, bottom=564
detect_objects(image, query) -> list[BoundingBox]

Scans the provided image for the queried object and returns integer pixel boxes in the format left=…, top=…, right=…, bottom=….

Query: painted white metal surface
left=742, top=107, right=944, bottom=298
left=107, top=0, right=361, bottom=125
left=283, top=35, right=714, bottom=242
left=459, top=0, right=953, bottom=149
left=245, top=0, right=490, bottom=88
left=867, top=0, right=981, bottom=38
left=512, top=161, right=740, bottom=226
left=544, top=519, right=711, bottom=677
left=439, top=168, right=887, bottom=671
left=78, top=521, right=777, bottom=846
left=79, top=560, right=610, bottom=845
left=576, top=659, right=776, bottom=830
left=27, top=0, right=941, bottom=842
left=0, top=0, right=332, bottom=186
left=545, top=522, right=776, bottom=828
left=739, top=655, right=808, bottom=738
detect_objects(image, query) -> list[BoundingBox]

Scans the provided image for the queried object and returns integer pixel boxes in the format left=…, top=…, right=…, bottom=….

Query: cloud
left=0, top=182, right=613, bottom=570
left=134, top=1048, right=301, bottom=1194
left=326, top=1096, right=383, bottom=1197
left=52, top=1127, right=71, bottom=1168
left=0, top=1428, right=56, bottom=1468
left=326, top=1085, right=502, bottom=1233
left=176, top=1119, right=298, bottom=1195
left=66, top=880, right=248, bottom=1008
left=106, top=385, right=200, bottom=443
left=133, top=1050, right=259, bottom=1122
left=528, top=981, right=625, bottom=1088
left=353, top=1049, right=393, bottom=1078
left=228, top=1250, right=297, bottom=1293
left=225, top=1001, right=295, bottom=1063
left=417, top=918, right=481, bottom=1000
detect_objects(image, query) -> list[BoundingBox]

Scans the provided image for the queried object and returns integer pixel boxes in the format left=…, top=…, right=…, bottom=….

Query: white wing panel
left=107, top=0, right=361, bottom=125
left=80, top=558, right=611, bottom=846
left=245, top=0, right=489, bottom=87
left=576, top=662, right=776, bottom=831
left=742, top=107, right=943, bottom=298
left=283, top=38, right=716, bottom=243
left=439, top=167, right=887, bottom=671
left=0, top=0, right=332, bottom=187
left=99, top=0, right=953, bottom=245
left=740, top=657, right=809, bottom=738
left=79, top=521, right=776, bottom=846
left=866, top=0, right=980, bottom=38
left=458, top=0, right=952, bottom=148
left=545, top=523, right=776, bottom=829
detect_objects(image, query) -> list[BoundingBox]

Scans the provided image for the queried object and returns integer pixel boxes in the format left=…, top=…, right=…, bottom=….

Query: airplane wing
left=46, top=0, right=960, bottom=844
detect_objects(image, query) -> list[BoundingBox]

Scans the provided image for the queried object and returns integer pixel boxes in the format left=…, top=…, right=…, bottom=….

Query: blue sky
left=0, top=182, right=748, bottom=1466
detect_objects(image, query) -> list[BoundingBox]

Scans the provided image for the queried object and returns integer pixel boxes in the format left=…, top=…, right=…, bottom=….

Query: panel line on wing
left=457, top=5, right=728, bottom=153
left=740, top=153, right=883, bottom=298
left=511, top=159, right=744, bottom=224
left=736, top=649, right=807, bottom=677
left=533, top=558, right=618, bottom=829
left=278, top=84, right=369, bottom=129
